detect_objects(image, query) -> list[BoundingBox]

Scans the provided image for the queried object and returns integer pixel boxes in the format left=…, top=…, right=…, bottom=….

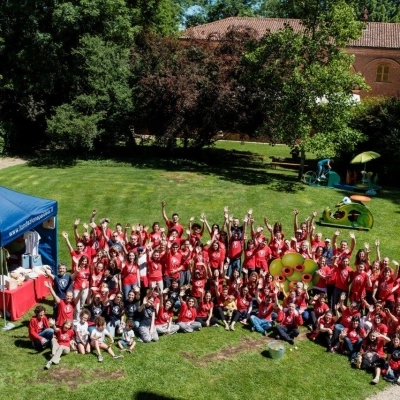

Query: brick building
left=182, top=17, right=400, bottom=99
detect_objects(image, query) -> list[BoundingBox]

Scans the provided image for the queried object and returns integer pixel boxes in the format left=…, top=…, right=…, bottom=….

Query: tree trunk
left=298, top=148, right=306, bottom=181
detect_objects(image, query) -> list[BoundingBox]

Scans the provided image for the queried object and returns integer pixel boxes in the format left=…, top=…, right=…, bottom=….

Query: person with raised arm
left=332, top=230, right=356, bottom=261
left=90, top=209, right=112, bottom=250
left=42, top=262, right=72, bottom=319
left=178, top=288, right=202, bottom=333
left=61, top=231, right=85, bottom=272
left=161, top=201, right=184, bottom=237
left=274, top=301, right=303, bottom=345
left=44, top=279, right=84, bottom=327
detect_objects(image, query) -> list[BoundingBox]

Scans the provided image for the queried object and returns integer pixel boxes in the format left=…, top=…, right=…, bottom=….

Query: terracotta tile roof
left=181, top=17, right=400, bottom=49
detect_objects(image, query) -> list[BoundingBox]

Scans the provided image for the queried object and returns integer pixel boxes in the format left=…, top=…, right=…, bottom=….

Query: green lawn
left=0, top=143, right=399, bottom=400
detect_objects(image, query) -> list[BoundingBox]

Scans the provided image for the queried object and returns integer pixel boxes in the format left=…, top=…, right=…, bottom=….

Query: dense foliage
left=350, top=96, right=400, bottom=184
left=0, top=0, right=180, bottom=153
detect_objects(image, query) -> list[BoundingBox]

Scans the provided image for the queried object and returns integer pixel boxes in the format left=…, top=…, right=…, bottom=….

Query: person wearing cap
left=322, top=238, right=333, bottom=265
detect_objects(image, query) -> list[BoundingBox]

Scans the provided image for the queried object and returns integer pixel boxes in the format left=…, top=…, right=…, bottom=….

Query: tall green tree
left=0, top=0, right=180, bottom=154
left=242, top=0, right=368, bottom=176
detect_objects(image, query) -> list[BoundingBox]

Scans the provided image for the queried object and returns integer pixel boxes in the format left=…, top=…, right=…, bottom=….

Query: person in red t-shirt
left=162, top=201, right=184, bottom=237
left=332, top=230, right=356, bottom=261
left=44, top=280, right=84, bottom=327
left=44, top=319, right=75, bottom=370
left=164, top=242, right=183, bottom=289
left=146, top=245, right=164, bottom=292
left=188, top=218, right=204, bottom=246
left=254, top=238, right=271, bottom=273
left=269, top=232, right=284, bottom=260
left=315, top=310, right=336, bottom=348
left=243, top=238, right=256, bottom=273
left=195, top=291, right=219, bottom=327
left=29, top=306, right=55, bottom=349
left=357, top=330, right=390, bottom=384
left=275, top=302, right=303, bottom=345
left=62, top=231, right=85, bottom=272
left=208, top=240, right=225, bottom=274
left=146, top=222, right=160, bottom=248
left=121, top=251, right=141, bottom=300
left=227, top=230, right=243, bottom=277
left=332, top=257, right=354, bottom=307
left=374, top=264, right=399, bottom=311
left=155, top=296, right=180, bottom=335
left=340, top=316, right=366, bottom=362
left=178, top=289, right=202, bottom=333
left=250, top=288, right=276, bottom=335
left=349, top=262, right=368, bottom=303
left=309, top=293, right=330, bottom=332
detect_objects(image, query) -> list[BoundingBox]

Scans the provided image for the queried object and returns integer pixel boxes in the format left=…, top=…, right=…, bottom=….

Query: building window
left=376, top=64, right=389, bottom=82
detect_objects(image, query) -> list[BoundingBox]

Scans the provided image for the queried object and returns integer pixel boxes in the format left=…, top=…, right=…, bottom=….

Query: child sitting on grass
left=90, top=316, right=124, bottom=362
left=117, top=319, right=136, bottom=353
left=45, top=319, right=74, bottom=370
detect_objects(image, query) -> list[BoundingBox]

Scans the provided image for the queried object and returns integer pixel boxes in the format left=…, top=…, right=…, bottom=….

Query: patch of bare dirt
left=34, top=366, right=126, bottom=390
left=181, top=333, right=307, bottom=367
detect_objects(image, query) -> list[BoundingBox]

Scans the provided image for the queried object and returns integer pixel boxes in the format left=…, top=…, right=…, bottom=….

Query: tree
left=350, top=96, right=400, bottom=184
left=242, top=0, right=369, bottom=177
left=0, top=0, right=180, bottom=154
left=133, top=27, right=262, bottom=149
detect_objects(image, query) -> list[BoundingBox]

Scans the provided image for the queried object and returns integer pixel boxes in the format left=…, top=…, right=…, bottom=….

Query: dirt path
left=366, top=383, right=400, bottom=400
left=0, top=157, right=27, bottom=170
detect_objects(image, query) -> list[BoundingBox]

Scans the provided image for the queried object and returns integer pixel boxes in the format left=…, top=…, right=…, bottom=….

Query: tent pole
left=1, top=246, right=7, bottom=328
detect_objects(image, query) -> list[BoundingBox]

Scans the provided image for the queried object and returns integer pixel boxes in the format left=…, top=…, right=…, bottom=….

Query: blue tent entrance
left=0, top=186, right=58, bottom=273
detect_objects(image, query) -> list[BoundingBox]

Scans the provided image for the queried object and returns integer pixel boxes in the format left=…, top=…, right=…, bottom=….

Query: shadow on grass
left=26, top=146, right=307, bottom=193
left=133, top=392, right=182, bottom=400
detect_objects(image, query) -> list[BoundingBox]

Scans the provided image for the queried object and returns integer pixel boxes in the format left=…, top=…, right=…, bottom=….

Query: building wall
left=347, top=47, right=400, bottom=98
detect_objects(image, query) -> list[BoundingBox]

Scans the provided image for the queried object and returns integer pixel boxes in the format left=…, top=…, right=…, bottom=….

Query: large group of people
left=28, top=203, right=400, bottom=384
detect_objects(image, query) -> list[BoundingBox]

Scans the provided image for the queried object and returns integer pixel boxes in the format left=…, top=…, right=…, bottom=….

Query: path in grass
left=0, top=157, right=27, bottom=169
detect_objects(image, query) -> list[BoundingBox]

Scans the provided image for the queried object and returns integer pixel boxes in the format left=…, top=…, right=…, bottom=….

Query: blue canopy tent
left=0, top=186, right=58, bottom=273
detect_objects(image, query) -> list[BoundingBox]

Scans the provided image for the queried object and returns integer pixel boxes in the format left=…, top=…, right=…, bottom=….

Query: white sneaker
left=45, top=361, right=52, bottom=370
left=98, top=354, right=103, bottom=362
left=113, top=355, right=124, bottom=360
left=321, top=175, right=326, bottom=179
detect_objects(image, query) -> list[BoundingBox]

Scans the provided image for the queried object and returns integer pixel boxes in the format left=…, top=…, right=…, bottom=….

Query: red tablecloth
left=0, top=274, right=51, bottom=321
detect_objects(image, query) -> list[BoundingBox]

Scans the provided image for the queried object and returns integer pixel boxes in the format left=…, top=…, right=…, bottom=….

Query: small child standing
left=117, top=320, right=136, bottom=353
left=90, top=316, right=124, bottom=362
left=45, top=319, right=74, bottom=370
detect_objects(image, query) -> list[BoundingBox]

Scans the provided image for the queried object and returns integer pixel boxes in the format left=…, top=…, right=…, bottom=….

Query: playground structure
left=319, top=195, right=374, bottom=231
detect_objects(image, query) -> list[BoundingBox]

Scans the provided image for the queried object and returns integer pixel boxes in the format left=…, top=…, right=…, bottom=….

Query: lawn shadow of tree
left=26, top=145, right=307, bottom=194
left=125, top=146, right=306, bottom=193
